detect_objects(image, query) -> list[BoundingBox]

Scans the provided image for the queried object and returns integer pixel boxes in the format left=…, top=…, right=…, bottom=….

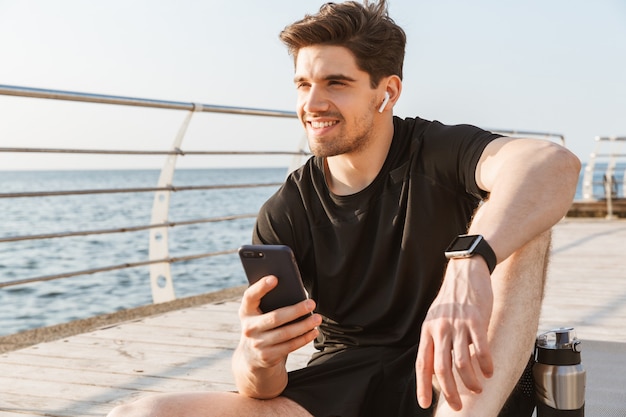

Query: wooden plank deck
left=1, top=218, right=625, bottom=416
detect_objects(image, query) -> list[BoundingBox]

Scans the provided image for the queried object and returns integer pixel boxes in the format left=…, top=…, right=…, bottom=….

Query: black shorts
left=281, top=346, right=536, bottom=417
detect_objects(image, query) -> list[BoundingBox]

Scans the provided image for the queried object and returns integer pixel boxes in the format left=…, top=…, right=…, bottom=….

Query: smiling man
left=294, top=44, right=395, bottom=195
left=107, top=2, right=580, bottom=417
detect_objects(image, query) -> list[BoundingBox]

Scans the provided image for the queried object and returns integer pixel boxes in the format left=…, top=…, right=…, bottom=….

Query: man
left=107, top=1, right=580, bottom=416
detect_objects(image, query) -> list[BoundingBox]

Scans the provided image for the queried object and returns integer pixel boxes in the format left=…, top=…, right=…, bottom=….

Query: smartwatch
left=444, top=234, right=497, bottom=274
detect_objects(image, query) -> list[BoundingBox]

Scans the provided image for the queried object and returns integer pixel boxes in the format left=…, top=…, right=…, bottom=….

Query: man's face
left=293, top=45, right=380, bottom=158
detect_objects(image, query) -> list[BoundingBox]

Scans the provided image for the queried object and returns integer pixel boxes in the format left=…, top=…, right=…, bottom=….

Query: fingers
left=240, top=275, right=279, bottom=317
left=430, top=329, right=463, bottom=411
left=416, top=331, right=465, bottom=411
left=470, top=326, right=494, bottom=379
left=268, top=312, right=321, bottom=352
left=451, top=333, right=481, bottom=399
left=249, top=299, right=319, bottom=338
left=416, top=322, right=493, bottom=411
left=244, top=311, right=321, bottom=369
left=243, top=313, right=321, bottom=368
left=238, top=277, right=321, bottom=368
left=416, top=334, right=434, bottom=408
left=452, top=324, right=494, bottom=389
left=241, top=274, right=320, bottom=331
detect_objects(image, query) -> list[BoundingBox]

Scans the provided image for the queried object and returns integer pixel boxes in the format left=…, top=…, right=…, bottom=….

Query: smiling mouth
left=309, top=120, right=339, bottom=129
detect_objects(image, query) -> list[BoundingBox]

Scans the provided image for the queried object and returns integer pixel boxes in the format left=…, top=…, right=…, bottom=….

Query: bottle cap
left=535, top=327, right=582, bottom=365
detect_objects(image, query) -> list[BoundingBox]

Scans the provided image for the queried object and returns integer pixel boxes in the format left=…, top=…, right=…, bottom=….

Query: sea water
left=0, top=168, right=285, bottom=336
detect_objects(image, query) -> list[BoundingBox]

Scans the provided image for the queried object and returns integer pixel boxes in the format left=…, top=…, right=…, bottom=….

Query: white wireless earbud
left=378, top=91, right=390, bottom=113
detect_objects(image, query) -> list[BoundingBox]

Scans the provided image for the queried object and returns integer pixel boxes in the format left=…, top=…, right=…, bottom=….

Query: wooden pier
left=1, top=218, right=625, bottom=416
left=568, top=199, right=626, bottom=218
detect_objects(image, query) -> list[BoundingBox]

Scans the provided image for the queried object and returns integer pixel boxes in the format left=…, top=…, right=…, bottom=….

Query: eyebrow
left=293, top=74, right=358, bottom=83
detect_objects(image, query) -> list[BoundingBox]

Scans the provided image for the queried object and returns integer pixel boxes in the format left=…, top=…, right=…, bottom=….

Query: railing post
left=582, top=138, right=601, bottom=201
left=604, top=136, right=624, bottom=220
left=148, top=103, right=203, bottom=303
left=604, top=175, right=616, bottom=220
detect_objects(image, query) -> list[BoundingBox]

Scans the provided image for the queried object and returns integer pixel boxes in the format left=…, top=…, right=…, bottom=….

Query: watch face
left=444, top=234, right=496, bottom=273
left=446, top=235, right=480, bottom=252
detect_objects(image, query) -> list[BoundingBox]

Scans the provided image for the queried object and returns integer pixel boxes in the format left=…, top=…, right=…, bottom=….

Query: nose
left=301, top=85, right=329, bottom=114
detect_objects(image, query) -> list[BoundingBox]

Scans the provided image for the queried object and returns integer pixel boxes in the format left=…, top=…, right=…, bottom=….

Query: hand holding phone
left=235, top=245, right=319, bottom=398
left=238, top=245, right=310, bottom=321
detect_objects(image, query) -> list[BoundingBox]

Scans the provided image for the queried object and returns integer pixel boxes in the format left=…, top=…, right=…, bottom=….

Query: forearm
left=473, top=139, right=580, bottom=262
left=232, top=344, right=289, bottom=399
left=434, top=230, right=551, bottom=416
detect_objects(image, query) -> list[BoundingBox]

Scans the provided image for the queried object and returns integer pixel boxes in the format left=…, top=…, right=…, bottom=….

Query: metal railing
left=582, top=135, right=626, bottom=219
left=0, top=84, right=307, bottom=305
left=0, top=84, right=298, bottom=117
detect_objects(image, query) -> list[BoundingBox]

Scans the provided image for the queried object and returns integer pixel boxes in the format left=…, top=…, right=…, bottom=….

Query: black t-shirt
left=253, top=116, right=500, bottom=354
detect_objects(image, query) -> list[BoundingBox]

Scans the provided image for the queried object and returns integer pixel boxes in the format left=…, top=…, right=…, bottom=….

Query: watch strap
left=473, top=236, right=497, bottom=274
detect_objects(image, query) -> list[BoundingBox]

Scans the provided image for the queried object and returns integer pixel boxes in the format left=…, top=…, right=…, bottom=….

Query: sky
left=1, top=0, right=625, bottom=170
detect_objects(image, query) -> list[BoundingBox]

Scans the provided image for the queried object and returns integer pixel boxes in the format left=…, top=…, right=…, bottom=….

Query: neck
left=325, top=118, right=394, bottom=196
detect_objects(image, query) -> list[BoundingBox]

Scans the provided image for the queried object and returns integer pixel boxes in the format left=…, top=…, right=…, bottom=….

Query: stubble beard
left=306, top=112, right=375, bottom=158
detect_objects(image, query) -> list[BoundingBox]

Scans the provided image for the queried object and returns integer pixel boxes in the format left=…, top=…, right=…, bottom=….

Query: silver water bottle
left=533, top=328, right=586, bottom=416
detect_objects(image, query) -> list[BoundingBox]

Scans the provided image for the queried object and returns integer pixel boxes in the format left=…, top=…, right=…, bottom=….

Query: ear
left=378, top=75, right=402, bottom=113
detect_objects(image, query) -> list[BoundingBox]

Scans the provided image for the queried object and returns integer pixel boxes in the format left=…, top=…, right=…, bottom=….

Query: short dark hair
left=279, top=1, right=406, bottom=88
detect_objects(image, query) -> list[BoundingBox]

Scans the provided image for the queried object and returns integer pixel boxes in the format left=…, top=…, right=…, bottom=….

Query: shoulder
left=423, top=120, right=499, bottom=143
left=392, top=115, right=430, bottom=142
left=414, top=119, right=501, bottom=161
left=254, top=157, right=321, bottom=245
left=260, top=160, right=311, bottom=213
left=392, top=116, right=498, bottom=149
left=403, top=118, right=501, bottom=198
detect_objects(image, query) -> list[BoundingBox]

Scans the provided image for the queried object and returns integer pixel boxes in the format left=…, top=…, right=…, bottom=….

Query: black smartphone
left=238, top=244, right=310, bottom=319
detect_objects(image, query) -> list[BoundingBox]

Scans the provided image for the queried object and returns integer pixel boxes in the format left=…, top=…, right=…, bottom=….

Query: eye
left=296, top=82, right=311, bottom=90
left=328, top=80, right=346, bottom=87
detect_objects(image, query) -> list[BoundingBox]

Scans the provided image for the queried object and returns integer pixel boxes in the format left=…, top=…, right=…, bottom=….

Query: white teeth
left=310, top=121, right=337, bottom=129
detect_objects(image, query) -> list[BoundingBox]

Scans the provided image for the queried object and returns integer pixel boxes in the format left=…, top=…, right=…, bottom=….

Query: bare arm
left=471, top=137, right=580, bottom=260
left=416, top=138, right=580, bottom=411
left=232, top=276, right=321, bottom=399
